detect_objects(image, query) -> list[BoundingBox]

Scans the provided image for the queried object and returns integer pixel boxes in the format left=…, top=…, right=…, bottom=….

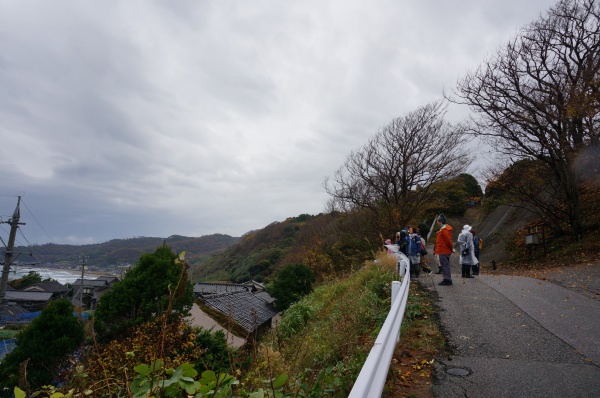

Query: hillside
left=443, top=204, right=538, bottom=266
left=190, top=214, right=324, bottom=282
left=8, top=234, right=240, bottom=270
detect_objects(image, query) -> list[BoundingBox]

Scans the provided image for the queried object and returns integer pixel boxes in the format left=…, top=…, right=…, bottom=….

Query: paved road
left=419, top=262, right=600, bottom=398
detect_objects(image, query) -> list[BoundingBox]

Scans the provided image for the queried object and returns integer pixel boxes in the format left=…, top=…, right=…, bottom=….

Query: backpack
left=478, top=237, right=484, bottom=250
left=399, top=239, right=407, bottom=254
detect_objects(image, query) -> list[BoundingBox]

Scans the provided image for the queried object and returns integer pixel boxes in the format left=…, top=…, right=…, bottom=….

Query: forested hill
left=10, top=234, right=241, bottom=269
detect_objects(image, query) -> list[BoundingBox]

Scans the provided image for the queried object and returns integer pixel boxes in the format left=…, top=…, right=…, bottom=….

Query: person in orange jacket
left=433, top=213, right=454, bottom=285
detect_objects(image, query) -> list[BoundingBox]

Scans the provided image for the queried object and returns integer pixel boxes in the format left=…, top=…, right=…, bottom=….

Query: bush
left=0, top=299, right=84, bottom=393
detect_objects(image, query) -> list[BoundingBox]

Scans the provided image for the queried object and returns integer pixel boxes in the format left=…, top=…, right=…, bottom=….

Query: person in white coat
left=457, top=224, right=477, bottom=278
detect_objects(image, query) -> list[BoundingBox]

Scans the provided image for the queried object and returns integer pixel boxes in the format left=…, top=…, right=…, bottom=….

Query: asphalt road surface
left=419, top=262, right=600, bottom=398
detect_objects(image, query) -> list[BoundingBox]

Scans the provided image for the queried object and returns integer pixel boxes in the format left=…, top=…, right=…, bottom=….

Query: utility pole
left=75, top=256, right=87, bottom=309
left=0, top=196, right=25, bottom=320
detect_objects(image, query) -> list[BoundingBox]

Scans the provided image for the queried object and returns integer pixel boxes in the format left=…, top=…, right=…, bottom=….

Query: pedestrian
left=406, top=226, right=422, bottom=278
left=384, top=238, right=394, bottom=254
left=458, top=225, right=477, bottom=278
left=470, top=229, right=481, bottom=275
left=416, top=229, right=432, bottom=274
left=396, top=230, right=408, bottom=255
left=433, top=214, right=454, bottom=285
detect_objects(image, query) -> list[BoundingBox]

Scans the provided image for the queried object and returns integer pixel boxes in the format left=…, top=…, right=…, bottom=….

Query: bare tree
left=453, top=0, right=600, bottom=236
left=324, top=101, right=471, bottom=232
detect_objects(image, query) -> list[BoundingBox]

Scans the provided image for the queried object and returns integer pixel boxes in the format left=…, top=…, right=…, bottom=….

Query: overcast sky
left=0, top=0, right=558, bottom=245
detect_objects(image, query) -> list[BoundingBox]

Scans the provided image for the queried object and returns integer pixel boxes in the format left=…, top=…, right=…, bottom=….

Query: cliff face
left=444, top=204, right=538, bottom=266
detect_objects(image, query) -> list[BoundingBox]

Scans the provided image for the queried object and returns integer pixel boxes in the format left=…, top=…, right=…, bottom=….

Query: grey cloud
left=0, top=0, right=559, bottom=244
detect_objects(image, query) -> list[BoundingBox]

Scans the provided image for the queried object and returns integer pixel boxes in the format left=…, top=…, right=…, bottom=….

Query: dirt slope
left=444, top=204, right=537, bottom=267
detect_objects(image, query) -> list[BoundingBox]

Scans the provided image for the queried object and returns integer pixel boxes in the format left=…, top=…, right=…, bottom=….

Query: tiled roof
left=194, top=282, right=250, bottom=296
left=254, top=291, right=276, bottom=304
left=202, top=290, right=278, bottom=333
left=1, top=303, right=29, bottom=317
left=241, top=280, right=266, bottom=290
left=5, top=291, right=53, bottom=301
left=22, top=281, right=68, bottom=293
left=96, top=276, right=119, bottom=283
left=73, top=279, right=109, bottom=288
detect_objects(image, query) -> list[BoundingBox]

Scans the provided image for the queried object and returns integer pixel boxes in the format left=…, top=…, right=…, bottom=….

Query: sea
left=7, top=265, right=114, bottom=285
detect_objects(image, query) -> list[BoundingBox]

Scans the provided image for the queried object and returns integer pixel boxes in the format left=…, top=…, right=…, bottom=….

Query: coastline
left=8, top=265, right=115, bottom=285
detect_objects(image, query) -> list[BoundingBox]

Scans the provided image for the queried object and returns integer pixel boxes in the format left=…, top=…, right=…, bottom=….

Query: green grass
left=0, top=329, right=19, bottom=340
left=240, top=253, right=399, bottom=397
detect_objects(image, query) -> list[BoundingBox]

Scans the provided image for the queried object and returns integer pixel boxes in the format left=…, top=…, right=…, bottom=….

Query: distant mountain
left=7, top=234, right=241, bottom=270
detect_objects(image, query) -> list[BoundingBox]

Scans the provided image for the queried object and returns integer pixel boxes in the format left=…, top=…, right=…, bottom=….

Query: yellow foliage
left=65, top=314, right=203, bottom=396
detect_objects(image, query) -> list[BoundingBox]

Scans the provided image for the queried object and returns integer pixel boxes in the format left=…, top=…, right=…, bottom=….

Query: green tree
left=268, top=263, right=315, bottom=311
left=93, top=244, right=194, bottom=341
left=0, top=299, right=84, bottom=393
left=8, top=271, right=42, bottom=289
left=458, top=173, right=483, bottom=198
left=193, top=328, right=236, bottom=373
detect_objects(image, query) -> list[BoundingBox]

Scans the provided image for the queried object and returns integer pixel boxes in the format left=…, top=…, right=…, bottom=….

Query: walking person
left=416, top=229, right=432, bottom=274
left=406, top=226, right=422, bottom=278
left=458, top=225, right=477, bottom=278
left=433, top=214, right=454, bottom=285
left=471, top=229, right=481, bottom=275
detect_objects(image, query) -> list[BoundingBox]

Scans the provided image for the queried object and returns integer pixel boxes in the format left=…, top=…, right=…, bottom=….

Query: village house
left=71, top=275, right=119, bottom=310
left=4, top=290, right=53, bottom=312
left=190, top=281, right=279, bottom=346
left=21, top=280, right=69, bottom=300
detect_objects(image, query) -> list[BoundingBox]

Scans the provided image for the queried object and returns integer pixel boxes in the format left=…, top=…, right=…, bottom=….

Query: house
left=4, top=290, right=53, bottom=312
left=72, top=276, right=119, bottom=310
left=21, top=280, right=69, bottom=300
left=95, top=275, right=119, bottom=285
left=200, top=290, right=279, bottom=334
left=192, top=281, right=279, bottom=344
left=193, top=282, right=251, bottom=296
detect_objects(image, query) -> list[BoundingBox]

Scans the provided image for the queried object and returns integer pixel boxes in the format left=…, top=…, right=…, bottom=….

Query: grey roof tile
left=202, top=290, right=278, bottom=333
left=73, top=279, right=108, bottom=287
left=5, top=291, right=53, bottom=301
left=22, top=281, right=68, bottom=293
left=194, top=282, right=250, bottom=295
left=254, top=291, right=276, bottom=304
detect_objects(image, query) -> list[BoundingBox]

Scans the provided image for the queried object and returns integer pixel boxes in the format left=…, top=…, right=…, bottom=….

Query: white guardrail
left=348, top=249, right=411, bottom=398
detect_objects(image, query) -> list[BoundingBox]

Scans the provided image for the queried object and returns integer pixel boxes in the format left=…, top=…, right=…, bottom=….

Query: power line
left=20, top=198, right=55, bottom=244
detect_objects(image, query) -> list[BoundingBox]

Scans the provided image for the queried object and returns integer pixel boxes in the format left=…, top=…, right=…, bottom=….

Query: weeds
left=243, top=252, right=399, bottom=396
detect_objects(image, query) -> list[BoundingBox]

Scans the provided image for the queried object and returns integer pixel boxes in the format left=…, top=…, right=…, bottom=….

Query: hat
left=463, top=224, right=472, bottom=231
left=437, top=213, right=446, bottom=224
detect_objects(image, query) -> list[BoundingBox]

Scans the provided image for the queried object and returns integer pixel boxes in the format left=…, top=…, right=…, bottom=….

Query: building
left=4, top=290, right=53, bottom=312
left=72, top=276, right=119, bottom=310
left=21, top=280, right=69, bottom=300
left=192, top=281, right=279, bottom=344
